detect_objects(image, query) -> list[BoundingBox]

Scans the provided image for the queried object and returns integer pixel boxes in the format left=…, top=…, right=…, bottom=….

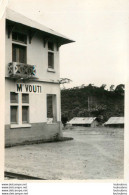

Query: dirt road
left=5, top=127, right=124, bottom=180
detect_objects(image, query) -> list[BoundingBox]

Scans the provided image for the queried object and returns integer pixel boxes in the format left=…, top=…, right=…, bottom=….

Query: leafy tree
left=59, top=78, right=72, bottom=89
left=110, top=85, right=115, bottom=91
left=61, top=115, right=68, bottom=127
left=100, top=84, right=106, bottom=89
left=61, top=84, right=124, bottom=123
left=115, top=84, right=124, bottom=95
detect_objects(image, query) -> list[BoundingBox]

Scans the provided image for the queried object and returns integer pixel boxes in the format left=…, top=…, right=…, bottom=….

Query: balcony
left=8, top=62, right=37, bottom=79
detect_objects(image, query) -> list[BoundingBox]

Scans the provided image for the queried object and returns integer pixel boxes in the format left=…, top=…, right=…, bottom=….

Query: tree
left=115, top=84, right=124, bottom=95
left=110, top=85, right=115, bottom=91
left=80, top=84, right=85, bottom=88
left=59, top=78, right=72, bottom=89
left=61, top=115, right=68, bottom=127
left=59, top=78, right=72, bottom=84
left=100, top=84, right=106, bottom=89
left=61, top=83, right=124, bottom=123
left=88, top=84, right=94, bottom=87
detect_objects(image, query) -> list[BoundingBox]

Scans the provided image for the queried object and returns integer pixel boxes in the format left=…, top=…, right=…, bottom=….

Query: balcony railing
left=8, top=62, right=37, bottom=79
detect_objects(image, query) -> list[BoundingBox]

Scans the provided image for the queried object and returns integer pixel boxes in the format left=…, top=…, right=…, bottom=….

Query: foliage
left=61, top=84, right=124, bottom=124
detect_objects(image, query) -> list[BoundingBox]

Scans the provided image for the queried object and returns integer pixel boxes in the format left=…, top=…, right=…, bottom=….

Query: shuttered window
left=47, top=94, right=57, bottom=123
left=12, top=44, right=27, bottom=63
left=48, top=42, right=54, bottom=69
left=47, top=95, right=53, bottom=118
left=48, top=52, right=54, bottom=69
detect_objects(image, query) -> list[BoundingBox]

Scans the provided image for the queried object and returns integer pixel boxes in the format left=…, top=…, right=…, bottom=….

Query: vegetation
left=61, top=84, right=124, bottom=125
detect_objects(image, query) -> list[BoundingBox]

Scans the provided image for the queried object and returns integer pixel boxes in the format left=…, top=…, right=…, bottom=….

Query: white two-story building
left=5, top=9, right=74, bottom=145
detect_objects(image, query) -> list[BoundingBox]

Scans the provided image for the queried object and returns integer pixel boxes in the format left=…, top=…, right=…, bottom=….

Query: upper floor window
left=12, top=44, right=27, bottom=64
left=48, top=52, right=54, bottom=69
left=48, top=42, right=54, bottom=69
left=12, top=32, right=27, bottom=44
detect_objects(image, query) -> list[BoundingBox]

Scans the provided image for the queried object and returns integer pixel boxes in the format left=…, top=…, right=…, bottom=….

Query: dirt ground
left=5, top=127, right=124, bottom=180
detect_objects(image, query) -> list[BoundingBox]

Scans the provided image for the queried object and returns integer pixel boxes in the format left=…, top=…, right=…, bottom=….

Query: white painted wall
left=5, top=80, right=61, bottom=125
left=29, top=82, right=61, bottom=123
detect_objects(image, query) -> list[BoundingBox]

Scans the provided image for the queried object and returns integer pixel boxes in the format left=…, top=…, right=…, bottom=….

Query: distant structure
left=67, top=117, right=99, bottom=127
left=104, top=117, right=124, bottom=128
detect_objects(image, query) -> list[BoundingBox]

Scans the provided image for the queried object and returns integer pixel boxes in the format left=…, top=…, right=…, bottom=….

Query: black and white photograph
left=3, top=0, right=127, bottom=180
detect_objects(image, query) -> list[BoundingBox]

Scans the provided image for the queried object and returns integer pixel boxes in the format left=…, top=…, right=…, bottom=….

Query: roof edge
left=6, top=8, right=75, bottom=44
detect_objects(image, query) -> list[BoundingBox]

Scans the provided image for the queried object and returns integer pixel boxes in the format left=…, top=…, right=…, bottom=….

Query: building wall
left=5, top=22, right=63, bottom=145
left=5, top=122, right=61, bottom=146
left=5, top=79, right=62, bottom=145
left=5, top=26, right=60, bottom=82
left=5, top=79, right=61, bottom=125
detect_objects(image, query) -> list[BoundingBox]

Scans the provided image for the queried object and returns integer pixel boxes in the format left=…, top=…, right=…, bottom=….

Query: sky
left=3, top=0, right=129, bottom=89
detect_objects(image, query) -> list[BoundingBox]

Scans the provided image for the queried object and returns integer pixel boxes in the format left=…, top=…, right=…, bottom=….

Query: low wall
left=5, top=122, right=62, bottom=146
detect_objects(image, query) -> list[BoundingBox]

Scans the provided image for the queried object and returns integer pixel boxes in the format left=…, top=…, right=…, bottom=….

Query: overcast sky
left=6, top=0, right=129, bottom=89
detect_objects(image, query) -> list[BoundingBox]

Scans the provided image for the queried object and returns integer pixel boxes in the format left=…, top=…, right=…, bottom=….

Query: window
left=48, top=52, right=54, bottom=69
left=47, top=94, right=57, bottom=123
left=11, top=106, right=18, bottom=124
left=10, top=92, right=18, bottom=103
left=22, top=94, right=29, bottom=103
left=47, top=95, right=53, bottom=118
left=10, top=92, right=30, bottom=126
left=10, top=92, right=18, bottom=124
left=22, top=106, right=29, bottom=123
left=12, top=32, right=27, bottom=44
left=12, top=44, right=27, bottom=64
left=48, top=42, right=54, bottom=69
left=22, top=94, right=29, bottom=123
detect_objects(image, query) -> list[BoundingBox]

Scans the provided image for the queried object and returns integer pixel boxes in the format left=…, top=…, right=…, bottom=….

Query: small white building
left=4, top=9, right=74, bottom=145
left=67, top=117, right=99, bottom=127
left=104, top=117, right=124, bottom=128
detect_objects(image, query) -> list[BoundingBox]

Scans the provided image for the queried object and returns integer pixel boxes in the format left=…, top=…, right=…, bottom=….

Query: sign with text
left=16, top=83, right=42, bottom=94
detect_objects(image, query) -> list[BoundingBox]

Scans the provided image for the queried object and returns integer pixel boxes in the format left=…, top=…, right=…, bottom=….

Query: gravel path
left=5, top=127, right=124, bottom=180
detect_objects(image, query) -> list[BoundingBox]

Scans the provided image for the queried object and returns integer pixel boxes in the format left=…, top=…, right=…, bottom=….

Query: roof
left=104, top=117, right=124, bottom=125
left=67, top=117, right=97, bottom=125
left=6, top=8, right=74, bottom=45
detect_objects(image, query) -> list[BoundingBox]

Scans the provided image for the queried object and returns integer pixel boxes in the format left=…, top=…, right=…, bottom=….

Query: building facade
left=5, top=9, right=73, bottom=145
